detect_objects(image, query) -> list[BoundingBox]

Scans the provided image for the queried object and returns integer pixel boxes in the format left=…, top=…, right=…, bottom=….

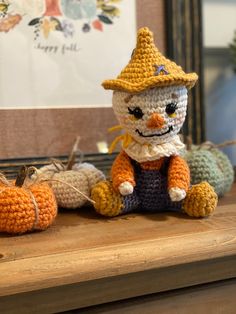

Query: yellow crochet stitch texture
left=182, top=182, right=217, bottom=217
left=92, top=181, right=123, bottom=217
left=102, top=27, right=198, bottom=92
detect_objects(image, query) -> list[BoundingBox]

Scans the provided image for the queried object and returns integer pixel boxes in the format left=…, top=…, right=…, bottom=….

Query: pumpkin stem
left=50, top=158, right=66, bottom=172
left=186, top=136, right=192, bottom=151
left=66, top=136, right=81, bottom=170
left=215, top=140, right=236, bottom=149
left=15, top=166, right=28, bottom=187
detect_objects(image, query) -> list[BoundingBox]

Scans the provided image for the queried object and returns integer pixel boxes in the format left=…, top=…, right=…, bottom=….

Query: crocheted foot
left=91, top=180, right=124, bottom=217
left=182, top=182, right=218, bottom=218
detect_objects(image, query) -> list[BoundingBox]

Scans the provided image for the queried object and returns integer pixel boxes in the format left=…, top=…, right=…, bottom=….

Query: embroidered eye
left=166, top=102, right=177, bottom=116
left=128, top=106, right=144, bottom=119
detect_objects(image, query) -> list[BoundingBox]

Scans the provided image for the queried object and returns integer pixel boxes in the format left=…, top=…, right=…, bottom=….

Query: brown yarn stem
left=186, top=136, right=193, bottom=151
left=27, top=166, right=38, bottom=176
left=66, top=136, right=81, bottom=170
left=50, top=158, right=66, bottom=172
left=198, top=140, right=236, bottom=150
left=15, top=166, right=28, bottom=187
left=0, top=167, right=37, bottom=187
left=215, top=140, right=236, bottom=149
left=0, top=173, right=11, bottom=186
left=197, top=141, right=215, bottom=150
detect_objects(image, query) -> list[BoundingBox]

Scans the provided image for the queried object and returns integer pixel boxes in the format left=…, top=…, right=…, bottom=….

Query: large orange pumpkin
left=0, top=166, right=57, bottom=234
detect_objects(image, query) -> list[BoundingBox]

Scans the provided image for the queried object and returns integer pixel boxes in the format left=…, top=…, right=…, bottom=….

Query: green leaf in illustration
left=28, top=18, right=40, bottom=26
left=101, top=5, right=120, bottom=17
left=102, top=5, right=116, bottom=13
left=102, top=5, right=120, bottom=17
left=107, top=0, right=122, bottom=3
left=50, top=17, right=63, bottom=31
left=98, top=14, right=113, bottom=24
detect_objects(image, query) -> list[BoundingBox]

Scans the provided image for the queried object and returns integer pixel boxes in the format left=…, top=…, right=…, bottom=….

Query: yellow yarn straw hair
left=108, top=125, right=133, bottom=154
left=108, top=125, right=123, bottom=133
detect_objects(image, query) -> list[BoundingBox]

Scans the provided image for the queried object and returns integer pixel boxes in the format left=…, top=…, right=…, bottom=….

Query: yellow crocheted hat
left=102, top=27, right=198, bottom=92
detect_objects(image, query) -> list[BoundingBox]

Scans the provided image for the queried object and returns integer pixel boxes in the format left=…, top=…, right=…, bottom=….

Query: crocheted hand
left=118, top=181, right=134, bottom=196
left=169, top=187, right=186, bottom=202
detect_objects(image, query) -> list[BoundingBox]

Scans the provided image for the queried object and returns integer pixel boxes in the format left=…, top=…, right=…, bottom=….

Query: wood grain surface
left=0, top=0, right=165, bottom=159
left=0, top=184, right=235, bottom=314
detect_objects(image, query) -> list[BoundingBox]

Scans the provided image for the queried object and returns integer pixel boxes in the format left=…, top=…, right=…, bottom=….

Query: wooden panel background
left=165, top=0, right=205, bottom=144
left=0, top=0, right=165, bottom=159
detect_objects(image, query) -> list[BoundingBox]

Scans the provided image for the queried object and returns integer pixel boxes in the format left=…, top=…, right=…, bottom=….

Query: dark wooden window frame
left=165, top=0, right=205, bottom=144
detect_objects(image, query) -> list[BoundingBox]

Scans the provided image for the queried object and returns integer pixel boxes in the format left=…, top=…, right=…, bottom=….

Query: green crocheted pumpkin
left=184, top=146, right=234, bottom=197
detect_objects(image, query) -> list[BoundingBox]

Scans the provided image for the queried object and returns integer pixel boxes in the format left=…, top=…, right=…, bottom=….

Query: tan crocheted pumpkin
left=38, top=162, right=105, bottom=209
left=37, top=137, right=105, bottom=209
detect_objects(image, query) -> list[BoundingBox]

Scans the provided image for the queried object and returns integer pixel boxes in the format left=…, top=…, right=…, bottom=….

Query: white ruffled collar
left=123, top=135, right=185, bottom=162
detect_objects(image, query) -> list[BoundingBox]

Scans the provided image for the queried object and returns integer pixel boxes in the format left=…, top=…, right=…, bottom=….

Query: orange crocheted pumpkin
left=0, top=167, right=57, bottom=234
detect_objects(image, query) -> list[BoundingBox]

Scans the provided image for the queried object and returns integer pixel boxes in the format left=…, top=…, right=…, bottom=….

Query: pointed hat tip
left=137, top=27, right=154, bottom=45
left=137, top=26, right=152, bottom=34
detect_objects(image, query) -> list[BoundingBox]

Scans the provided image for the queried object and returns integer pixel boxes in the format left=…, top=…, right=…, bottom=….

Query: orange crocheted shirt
left=111, top=150, right=190, bottom=192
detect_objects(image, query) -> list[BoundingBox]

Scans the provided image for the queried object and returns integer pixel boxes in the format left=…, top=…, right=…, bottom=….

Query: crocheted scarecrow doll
left=91, top=27, right=218, bottom=217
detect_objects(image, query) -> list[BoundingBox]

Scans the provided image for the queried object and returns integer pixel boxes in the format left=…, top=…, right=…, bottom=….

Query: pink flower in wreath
left=44, top=0, right=62, bottom=16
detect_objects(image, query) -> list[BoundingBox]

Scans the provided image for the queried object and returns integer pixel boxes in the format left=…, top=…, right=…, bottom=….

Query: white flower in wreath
left=11, top=0, right=45, bottom=17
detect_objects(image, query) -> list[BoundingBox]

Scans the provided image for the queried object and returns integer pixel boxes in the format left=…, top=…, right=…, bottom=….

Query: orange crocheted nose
left=146, top=113, right=165, bottom=129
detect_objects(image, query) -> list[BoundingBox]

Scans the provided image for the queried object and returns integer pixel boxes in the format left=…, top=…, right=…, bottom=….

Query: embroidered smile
left=136, top=126, right=173, bottom=137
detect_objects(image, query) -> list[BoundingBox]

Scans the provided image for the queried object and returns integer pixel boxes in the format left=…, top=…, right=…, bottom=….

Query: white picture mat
left=0, top=0, right=136, bottom=109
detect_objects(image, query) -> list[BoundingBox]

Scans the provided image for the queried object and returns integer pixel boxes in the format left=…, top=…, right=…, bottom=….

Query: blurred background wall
left=203, top=0, right=236, bottom=165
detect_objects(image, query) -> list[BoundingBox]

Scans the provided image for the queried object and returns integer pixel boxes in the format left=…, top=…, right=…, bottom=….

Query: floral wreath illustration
left=0, top=0, right=121, bottom=39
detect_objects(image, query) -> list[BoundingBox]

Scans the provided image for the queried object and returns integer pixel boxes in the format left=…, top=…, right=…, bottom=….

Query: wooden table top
left=0, top=184, right=236, bottom=311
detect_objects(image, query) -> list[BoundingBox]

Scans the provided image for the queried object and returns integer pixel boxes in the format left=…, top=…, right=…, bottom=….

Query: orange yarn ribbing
left=167, top=155, right=190, bottom=192
left=111, top=150, right=135, bottom=192
left=0, top=183, right=57, bottom=234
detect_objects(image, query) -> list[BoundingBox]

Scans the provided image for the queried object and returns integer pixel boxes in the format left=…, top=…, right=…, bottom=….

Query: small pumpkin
left=184, top=143, right=234, bottom=197
left=0, top=166, right=57, bottom=234
left=39, top=161, right=105, bottom=209
left=38, top=137, right=105, bottom=209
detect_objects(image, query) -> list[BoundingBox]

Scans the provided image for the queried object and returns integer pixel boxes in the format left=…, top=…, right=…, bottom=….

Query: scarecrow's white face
left=112, top=86, right=188, bottom=145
